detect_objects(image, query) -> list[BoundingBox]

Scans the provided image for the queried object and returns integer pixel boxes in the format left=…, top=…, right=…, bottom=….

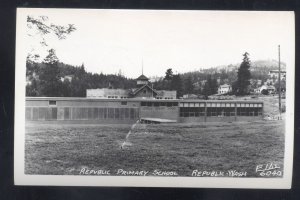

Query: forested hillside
left=26, top=61, right=136, bottom=97
left=26, top=59, right=285, bottom=97
left=152, top=59, right=286, bottom=97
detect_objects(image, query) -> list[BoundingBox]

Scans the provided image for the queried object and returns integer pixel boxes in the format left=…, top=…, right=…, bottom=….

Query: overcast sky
left=25, top=9, right=294, bottom=78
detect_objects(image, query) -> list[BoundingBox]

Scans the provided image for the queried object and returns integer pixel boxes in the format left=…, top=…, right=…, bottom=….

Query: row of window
left=26, top=106, right=263, bottom=120
left=179, top=102, right=263, bottom=108
left=218, top=90, right=231, bottom=94
left=107, top=96, right=128, bottom=99
left=47, top=100, right=262, bottom=108
left=141, top=102, right=179, bottom=107
left=70, top=107, right=138, bottom=120
left=26, top=107, right=58, bottom=120
left=179, top=107, right=263, bottom=117
left=26, top=107, right=139, bottom=120
left=155, top=97, right=174, bottom=99
left=48, top=100, right=129, bottom=106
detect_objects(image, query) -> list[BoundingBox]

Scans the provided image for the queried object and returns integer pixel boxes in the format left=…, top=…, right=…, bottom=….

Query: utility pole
left=152, top=83, right=153, bottom=98
left=142, top=59, right=144, bottom=75
left=278, top=45, right=281, bottom=119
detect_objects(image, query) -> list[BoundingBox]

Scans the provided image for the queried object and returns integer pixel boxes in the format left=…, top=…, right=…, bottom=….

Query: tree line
left=26, top=51, right=285, bottom=98
left=154, top=52, right=251, bottom=97
left=26, top=49, right=136, bottom=97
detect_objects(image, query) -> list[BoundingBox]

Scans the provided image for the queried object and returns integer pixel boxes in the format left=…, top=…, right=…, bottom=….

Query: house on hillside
left=269, top=70, right=286, bottom=80
left=257, top=80, right=262, bottom=86
left=250, top=79, right=263, bottom=88
left=60, top=75, right=73, bottom=82
left=254, top=85, right=276, bottom=94
left=218, top=84, right=232, bottom=95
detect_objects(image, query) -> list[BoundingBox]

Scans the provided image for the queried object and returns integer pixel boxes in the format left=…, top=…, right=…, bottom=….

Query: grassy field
left=25, top=119, right=284, bottom=177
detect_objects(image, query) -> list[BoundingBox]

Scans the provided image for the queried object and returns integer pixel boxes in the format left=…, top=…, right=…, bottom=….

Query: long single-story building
left=25, top=97, right=264, bottom=124
left=26, top=72, right=264, bottom=124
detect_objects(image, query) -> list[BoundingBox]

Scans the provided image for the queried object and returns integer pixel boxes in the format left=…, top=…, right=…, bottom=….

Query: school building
left=25, top=97, right=263, bottom=124
left=25, top=73, right=264, bottom=124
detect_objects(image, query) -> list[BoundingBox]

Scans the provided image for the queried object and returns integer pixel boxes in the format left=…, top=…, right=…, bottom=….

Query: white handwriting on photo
left=255, top=163, right=282, bottom=177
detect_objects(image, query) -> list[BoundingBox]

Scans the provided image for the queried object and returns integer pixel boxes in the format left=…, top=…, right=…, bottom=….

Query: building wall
left=137, top=80, right=148, bottom=85
left=218, top=86, right=232, bottom=94
left=26, top=98, right=140, bottom=124
left=178, top=101, right=263, bottom=123
left=140, top=106, right=179, bottom=120
left=26, top=106, right=140, bottom=123
left=134, top=87, right=156, bottom=98
left=25, top=98, right=264, bottom=124
left=86, top=88, right=129, bottom=99
left=26, top=99, right=139, bottom=107
left=269, top=71, right=286, bottom=79
left=156, top=90, right=177, bottom=99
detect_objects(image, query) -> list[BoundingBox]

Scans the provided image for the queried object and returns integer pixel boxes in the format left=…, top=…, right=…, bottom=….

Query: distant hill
left=213, top=59, right=286, bottom=71
left=251, top=59, right=286, bottom=70
left=26, top=59, right=286, bottom=97
left=180, top=59, right=286, bottom=83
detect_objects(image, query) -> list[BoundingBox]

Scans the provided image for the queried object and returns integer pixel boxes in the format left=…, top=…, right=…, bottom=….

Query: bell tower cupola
left=136, top=74, right=149, bottom=86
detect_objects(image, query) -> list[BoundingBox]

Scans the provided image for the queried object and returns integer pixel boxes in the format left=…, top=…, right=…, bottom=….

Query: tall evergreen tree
left=202, top=80, right=211, bottom=97
left=39, top=49, right=62, bottom=96
left=202, top=75, right=218, bottom=97
left=163, top=68, right=174, bottom=90
left=170, top=74, right=183, bottom=98
left=236, top=52, right=251, bottom=95
left=164, top=68, right=173, bottom=81
left=184, top=75, right=194, bottom=94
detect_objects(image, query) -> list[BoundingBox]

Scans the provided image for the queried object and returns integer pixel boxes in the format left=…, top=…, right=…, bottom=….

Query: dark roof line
left=132, top=84, right=158, bottom=95
left=136, top=74, right=149, bottom=80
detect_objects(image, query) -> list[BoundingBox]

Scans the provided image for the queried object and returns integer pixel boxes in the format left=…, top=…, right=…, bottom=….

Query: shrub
left=261, top=89, right=269, bottom=95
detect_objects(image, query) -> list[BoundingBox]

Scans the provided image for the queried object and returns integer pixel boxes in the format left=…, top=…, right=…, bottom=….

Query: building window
left=49, top=100, right=56, bottom=106
left=160, top=102, right=166, bottom=106
left=180, top=107, right=205, bottom=117
left=172, top=102, right=178, bottom=106
left=121, top=101, right=127, bottom=105
left=166, top=102, right=173, bottom=107
left=141, top=102, right=147, bottom=106
left=143, top=90, right=147, bottom=94
left=237, top=107, right=262, bottom=116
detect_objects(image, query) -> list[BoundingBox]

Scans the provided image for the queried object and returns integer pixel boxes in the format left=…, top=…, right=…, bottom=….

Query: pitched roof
left=219, top=84, right=231, bottom=88
left=132, top=84, right=157, bottom=95
left=136, top=74, right=149, bottom=81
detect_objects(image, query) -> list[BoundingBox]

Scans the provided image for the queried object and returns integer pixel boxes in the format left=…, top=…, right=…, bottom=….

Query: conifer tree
left=236, top=52, right=251, bottom=95
left=164, top=68, right=173, bottom=81
left=170, top=74, right=183, bottom=98
left=39, top=49, right=62, bottom=96
left=184, top=75, right=194, bottom=94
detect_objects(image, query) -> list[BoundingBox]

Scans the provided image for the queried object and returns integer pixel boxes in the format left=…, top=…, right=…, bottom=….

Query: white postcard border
left=14, top=8, right=295, bottom=189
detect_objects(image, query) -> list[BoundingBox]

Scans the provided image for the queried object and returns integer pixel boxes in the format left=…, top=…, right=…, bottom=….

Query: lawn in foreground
left=25, top=120, right=284, bottom=177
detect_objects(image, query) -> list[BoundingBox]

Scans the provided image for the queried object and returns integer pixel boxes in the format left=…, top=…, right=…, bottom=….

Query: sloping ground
left=25, top=120, right=284, bottom=177
left=259, top=96, right=285, bottom=117
left=235, top=95, right=285, bottom=119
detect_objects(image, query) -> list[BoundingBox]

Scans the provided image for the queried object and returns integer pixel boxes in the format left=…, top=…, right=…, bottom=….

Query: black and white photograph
left=14, top=8, right=294, bottom=188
